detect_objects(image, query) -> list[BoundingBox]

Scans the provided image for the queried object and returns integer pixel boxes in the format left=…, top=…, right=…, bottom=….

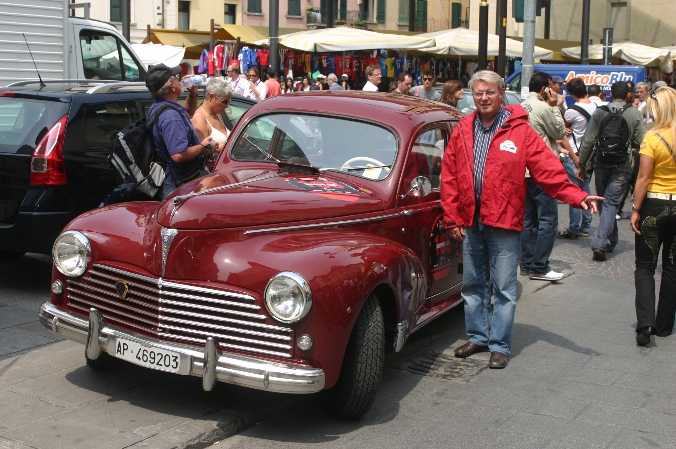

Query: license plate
left=111, top=337, right=181, bottom=373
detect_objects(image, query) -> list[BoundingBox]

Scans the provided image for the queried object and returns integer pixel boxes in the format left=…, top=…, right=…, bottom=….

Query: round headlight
left=52, top=231, right=91, bottom=278
left=264, top=272, right=312, bottom=323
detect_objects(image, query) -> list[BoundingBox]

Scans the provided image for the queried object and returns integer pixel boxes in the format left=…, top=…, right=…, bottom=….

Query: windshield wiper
left=244, top=136, right=280, bottom=163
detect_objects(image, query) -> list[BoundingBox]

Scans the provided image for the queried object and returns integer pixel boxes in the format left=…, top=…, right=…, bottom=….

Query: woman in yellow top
left=630, top=86, right=676, bottom=346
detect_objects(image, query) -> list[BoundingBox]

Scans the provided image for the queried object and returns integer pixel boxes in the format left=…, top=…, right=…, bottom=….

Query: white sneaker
left=615, top=214, right=621, bottom=220
left=530, top=270, right=564, bottom=281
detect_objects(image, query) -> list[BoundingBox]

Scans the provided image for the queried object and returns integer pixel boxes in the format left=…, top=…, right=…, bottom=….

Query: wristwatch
left=631, top=204, right=641, bottom=212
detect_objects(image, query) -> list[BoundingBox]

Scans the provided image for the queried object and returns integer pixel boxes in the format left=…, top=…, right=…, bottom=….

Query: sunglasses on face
left=214, top=96, right=230, bottom=105
left=423, top=77, right=434, bottom=81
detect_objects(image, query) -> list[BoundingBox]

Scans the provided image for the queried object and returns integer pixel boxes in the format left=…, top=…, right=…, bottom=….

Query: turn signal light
left=30, top=114, right=68, bottom=186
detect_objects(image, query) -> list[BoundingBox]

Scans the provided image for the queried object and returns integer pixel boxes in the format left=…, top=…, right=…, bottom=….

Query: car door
left=64, top=99, right=140, bottom=214
left=396, top=124, right=462, bottom=305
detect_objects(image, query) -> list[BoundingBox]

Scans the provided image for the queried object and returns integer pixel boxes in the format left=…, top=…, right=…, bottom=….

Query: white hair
left=468, top=70, right=505, bottom=91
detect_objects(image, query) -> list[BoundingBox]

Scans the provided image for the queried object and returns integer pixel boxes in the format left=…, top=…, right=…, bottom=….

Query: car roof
left=244, top=91, right=462, bottom=128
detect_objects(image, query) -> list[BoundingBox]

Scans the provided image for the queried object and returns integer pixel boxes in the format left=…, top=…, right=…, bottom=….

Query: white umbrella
left=562, top=42, right=673, bottom=73
left=102, top=43, right=186, bottom=70
left=254, top=27, right=435, bottom=52
left=414, top=28, right=553, bottom=59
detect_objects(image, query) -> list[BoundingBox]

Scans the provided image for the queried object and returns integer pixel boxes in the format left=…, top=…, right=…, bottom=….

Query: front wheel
left=324, top=293, right=385, bottom=419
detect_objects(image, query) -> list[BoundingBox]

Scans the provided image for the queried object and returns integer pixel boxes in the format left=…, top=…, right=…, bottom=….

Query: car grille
left=66, top=263, right=294, bottom=359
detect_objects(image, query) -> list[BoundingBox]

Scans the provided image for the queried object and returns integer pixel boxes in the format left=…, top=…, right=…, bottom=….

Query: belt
left=646, top=192, right=676, bottom=200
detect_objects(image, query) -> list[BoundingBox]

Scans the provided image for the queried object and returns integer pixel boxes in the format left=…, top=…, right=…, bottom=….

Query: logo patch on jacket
left=500, top=140, right=517, bottom=153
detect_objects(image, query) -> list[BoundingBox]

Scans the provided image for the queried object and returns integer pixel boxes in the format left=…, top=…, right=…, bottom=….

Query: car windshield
left=230, top=113, right=397, bottom=181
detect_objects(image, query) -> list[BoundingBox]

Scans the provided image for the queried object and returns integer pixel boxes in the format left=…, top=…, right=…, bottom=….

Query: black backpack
left=593, top=104, right=632, bottom=165
left=109, top=105, right=199, bottom=199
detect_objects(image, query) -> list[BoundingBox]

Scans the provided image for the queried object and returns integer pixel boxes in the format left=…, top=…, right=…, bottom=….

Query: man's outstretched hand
left=580, top=195, right=603, bottom=214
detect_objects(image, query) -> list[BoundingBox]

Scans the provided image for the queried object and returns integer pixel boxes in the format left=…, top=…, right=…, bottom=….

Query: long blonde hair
left=646, top=86, right=676, bottom=145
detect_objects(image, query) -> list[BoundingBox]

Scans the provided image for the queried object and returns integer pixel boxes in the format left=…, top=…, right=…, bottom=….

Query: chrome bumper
left=39, top=302, right=325, bottom=394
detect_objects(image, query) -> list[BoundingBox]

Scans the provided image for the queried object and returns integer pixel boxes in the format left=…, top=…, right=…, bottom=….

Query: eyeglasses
left=472, top=90, right=499, bottom=98
left=423, top=77, right=434, bottom=81
left=248, top=74, right=258, bottom=78
left=371, top=73, right=382, bottom=77
left=214, top=96, right=230, bottom=105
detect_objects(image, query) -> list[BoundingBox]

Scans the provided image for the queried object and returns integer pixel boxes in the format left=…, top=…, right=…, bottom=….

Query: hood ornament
left=160, top=228, right=178, bottom=277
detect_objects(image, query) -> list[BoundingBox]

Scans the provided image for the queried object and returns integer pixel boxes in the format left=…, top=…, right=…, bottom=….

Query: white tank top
left=195, top=110, right=229, bottom=145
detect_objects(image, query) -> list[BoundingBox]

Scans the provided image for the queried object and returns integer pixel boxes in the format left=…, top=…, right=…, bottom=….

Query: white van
left=0, top=0, right=146, bottom=86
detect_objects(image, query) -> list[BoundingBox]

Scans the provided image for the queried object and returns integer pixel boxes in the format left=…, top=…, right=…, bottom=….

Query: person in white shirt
left=227, top=64, right=249, bottom=96
left=246, top=67, right=267, bottom=102
left=362, top=65, right=381, bottom=92
left=635, top=81, right=650, bottom=111
left=558, top=77, right=597, bottom=240
left=587, top=84, right=608, bottom=107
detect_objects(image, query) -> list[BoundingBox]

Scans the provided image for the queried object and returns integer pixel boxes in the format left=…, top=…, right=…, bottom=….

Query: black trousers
left=635, top=197, right=676, bottom=335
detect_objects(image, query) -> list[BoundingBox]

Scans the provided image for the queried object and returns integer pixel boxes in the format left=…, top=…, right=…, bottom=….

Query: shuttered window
left=451, top=2, right=461, bottom=28
left=377, top=0, right=385, bottom=23
left=110, top=0, right=121, bottom=22
left=288, top=0, right=300, bottom=16
left=416, top=0, right=427, bottom=31
left=340, top=0, right=347, bottom=20
left=398, top=0, right=409, bottom=24
left=247, top=0, right=262, bottom=13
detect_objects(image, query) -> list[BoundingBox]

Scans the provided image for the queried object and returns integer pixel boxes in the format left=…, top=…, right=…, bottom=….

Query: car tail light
left=0, top=91, right=15, bottom=97
left=30, top=114, right=68, bottom=186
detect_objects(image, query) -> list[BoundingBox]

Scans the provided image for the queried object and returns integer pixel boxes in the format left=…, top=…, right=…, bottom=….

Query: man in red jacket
left=441, top=71, right=602, bottom=369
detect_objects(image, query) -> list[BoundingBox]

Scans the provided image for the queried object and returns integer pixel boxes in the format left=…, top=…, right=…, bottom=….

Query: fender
left=165, top=229, right=426, bottom=388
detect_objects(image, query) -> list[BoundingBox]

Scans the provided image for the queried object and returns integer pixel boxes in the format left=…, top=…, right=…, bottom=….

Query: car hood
left=155, top=171, right=386, bottom=230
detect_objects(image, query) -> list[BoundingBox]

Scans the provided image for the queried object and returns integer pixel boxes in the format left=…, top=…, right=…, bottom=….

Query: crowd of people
left=143, top=61, right=676, bottom=363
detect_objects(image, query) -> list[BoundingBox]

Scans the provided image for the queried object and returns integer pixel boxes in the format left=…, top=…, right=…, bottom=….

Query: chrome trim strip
left=410, top=299, right=464, bottom=334
left=67, top=283, right=158, bottom=312
left=93, top=264, right=257, bottom=302
left=88, top=271, right=160, bottom=294
left=170, top=172, right=281, bottom=223
left=159, top=280, right=256, bottom=302
left=161, top=316, right=291, bottom=340
left=160, top=228, right=179, bottom=277
left=40, top=302, right=320, bottom=392
left=425, top=282, right=462, bottom=301
left=161, top=290, right=259, bottom=310
left=68, top=296, right=159, bottom=328
left=159, top=309, right=291, bottom=332
left=161, top=324, right=293, bottom=349
left=68, top=290, right=158, bottom=322
left=244, top=212, right=401, bottom=235
left=160, top=302, right=265, bottom=320
left=164, top=333, right=293, bottom=358
left=68, top=303, right=157, bottom=334
left=93, top=264, right=158, bottom=285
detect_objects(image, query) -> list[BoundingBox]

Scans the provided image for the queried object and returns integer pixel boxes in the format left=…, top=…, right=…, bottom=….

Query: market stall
left=562, top=42, right=673, bottom=74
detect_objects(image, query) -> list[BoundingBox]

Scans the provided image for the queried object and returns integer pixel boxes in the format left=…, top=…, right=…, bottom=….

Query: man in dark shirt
left=146, top=64, right=216, bottom=198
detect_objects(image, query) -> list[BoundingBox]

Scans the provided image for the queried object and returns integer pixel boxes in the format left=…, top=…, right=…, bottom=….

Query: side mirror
left=400, top=176, right=432, bottom=200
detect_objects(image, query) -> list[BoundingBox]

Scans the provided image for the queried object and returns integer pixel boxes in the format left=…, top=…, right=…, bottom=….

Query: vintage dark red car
left=40, top=91, right=464, bottom=418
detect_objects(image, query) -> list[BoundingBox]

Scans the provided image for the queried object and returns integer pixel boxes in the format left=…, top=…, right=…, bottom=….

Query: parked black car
left=0, top=80, right=255, bottom=258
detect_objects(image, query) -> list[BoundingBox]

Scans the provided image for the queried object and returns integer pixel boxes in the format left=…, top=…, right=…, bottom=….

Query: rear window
left=0, top=98, right=69, bottom=154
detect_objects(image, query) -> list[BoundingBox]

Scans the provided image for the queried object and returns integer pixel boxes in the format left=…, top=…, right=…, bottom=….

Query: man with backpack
left=146, top=64, right=217, bottom=198
left=577, top=81, right=645, bottom=261
left=557, top=77, right=597, bottom=240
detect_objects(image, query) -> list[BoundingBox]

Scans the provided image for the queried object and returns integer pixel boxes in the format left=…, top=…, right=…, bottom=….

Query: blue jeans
left=520, top=180, right=558, bottom=275
left=562, top=156, right=591, bottom=235
left=592, top=168, right=630, bottom=251
left=162, top=178, right=178, bottom=199
left=462, top=220, right=520, bottom=355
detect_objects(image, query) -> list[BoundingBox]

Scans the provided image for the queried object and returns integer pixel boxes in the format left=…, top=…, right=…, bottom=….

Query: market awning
left=661, top=46, right=676, bottom=60
left=254, top=27, right=436, bottom=52
left=414, top=28, right=553, bottom=59
left=216, top=25, right=305, bottom=45
left=562, top=42, right=673, bottom=73
left=143, top=29, right=210, bottom=60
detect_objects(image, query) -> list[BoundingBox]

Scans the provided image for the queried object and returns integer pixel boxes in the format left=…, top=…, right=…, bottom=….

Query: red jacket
left=441, top=105, right=588, bottom=232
